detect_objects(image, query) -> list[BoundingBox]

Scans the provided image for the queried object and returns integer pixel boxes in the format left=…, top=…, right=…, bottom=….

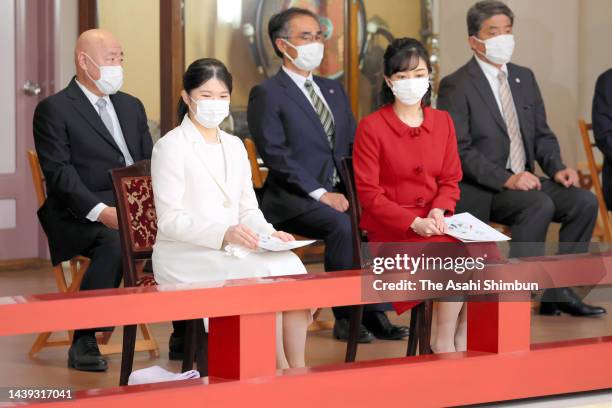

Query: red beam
left=1, top=252, right=612, bottom=337
left=468, top=301, right=531, bottom=353
left=24, top=337, right=612, bottom=408
left=209, top=314, right=276, bottom=380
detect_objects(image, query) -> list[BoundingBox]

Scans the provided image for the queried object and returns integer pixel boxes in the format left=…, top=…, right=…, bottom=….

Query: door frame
left=0, top=0, right=56, bottom=262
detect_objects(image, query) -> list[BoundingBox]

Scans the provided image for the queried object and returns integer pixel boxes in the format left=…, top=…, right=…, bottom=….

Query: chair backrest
left=111, top=160, right=157, bottom=286
left=26, top=150, right=46, bottom=208
left=578, top=119, right=612, bottom=241
left=244, top=138, right=267, bottom=188
left=339, top=157, right=365, bottom=269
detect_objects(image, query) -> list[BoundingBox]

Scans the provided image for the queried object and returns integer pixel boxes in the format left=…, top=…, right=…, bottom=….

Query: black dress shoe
left=68, top=335, right=108, bottom=372
left=169, top=332, right=185, bottom=361
left=363, top=311, right=410, bottom=340
left=333, top=318, right=375, bottom=343
left=540, top=288, right=607, bottom=317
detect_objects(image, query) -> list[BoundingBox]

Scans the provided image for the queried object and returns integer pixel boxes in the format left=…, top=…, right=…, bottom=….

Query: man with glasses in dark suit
left=437, top=0, right=605, bottom=317
left=247, top=7, right=409, bottom=342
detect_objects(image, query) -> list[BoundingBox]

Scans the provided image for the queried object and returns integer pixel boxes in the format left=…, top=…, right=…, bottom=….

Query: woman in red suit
left=354, top=38, right=473, bottom=353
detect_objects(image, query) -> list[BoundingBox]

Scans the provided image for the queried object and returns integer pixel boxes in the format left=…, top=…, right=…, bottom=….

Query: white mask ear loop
left=472, top=36, right=486, bottom=57
left=81, top=52, right=99, bottom=82
left=281, top=39, right=297, bottom=62
left=188, top=96, right=198, bottom=115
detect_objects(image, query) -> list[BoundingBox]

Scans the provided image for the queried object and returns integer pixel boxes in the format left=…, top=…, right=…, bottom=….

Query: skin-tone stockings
left=276, top=310, right=310, bottom=369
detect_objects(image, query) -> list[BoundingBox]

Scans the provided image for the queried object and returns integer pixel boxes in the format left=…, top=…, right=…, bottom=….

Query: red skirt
left=367, top=231, right=502, bottom=315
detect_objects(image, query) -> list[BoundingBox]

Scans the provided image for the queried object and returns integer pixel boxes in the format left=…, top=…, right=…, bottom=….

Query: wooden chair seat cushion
left=121, top=176, right=158, bottom=251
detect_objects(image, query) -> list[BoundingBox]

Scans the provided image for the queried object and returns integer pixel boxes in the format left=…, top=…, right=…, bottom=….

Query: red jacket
left=353, top=104, right=462, bottom=242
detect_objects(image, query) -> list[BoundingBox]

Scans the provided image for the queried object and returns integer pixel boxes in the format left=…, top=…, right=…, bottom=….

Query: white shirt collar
left=75, top=78, right=110, bottom=107
left=282, top=65, right=314, bottom=87
left=474, top=55, right=508, bottom=82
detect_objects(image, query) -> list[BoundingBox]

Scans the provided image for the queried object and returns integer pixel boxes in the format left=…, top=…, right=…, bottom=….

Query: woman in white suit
left=151, top=58, right=309, bottom=368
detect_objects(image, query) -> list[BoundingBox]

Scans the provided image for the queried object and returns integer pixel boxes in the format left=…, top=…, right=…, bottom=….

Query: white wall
left=0, top=0, right=16, bottom=175
left=54, top=0, right=78, bottom=90
left=438, top=0, right=612, bottom=168
left=578, top=0, right=612, bottom=121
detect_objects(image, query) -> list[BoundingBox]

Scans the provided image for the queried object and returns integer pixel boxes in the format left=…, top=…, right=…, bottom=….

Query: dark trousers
left=73, top=227, right=123, bottom=340
left=274, top=205, right=387, bottom=319
left=458, top=179, right=598, bottom=258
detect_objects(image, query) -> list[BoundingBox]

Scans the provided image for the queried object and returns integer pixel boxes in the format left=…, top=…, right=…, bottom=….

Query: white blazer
left=151, top=116, right=306, bottom=285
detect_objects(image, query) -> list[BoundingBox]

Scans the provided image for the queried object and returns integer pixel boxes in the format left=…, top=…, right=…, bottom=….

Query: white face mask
left=388, top=77, right=430, bottom=106
left=282, top=40, right=324, bottom=72
left=83, top=53, right=123, bottom=95
left=189, top=97, right=230, bottom=129
left=473, top=34, right=515, bottom=65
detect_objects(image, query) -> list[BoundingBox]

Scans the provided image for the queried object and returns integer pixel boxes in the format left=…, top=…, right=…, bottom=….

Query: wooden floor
left=1, top=262, right=612, bottom=407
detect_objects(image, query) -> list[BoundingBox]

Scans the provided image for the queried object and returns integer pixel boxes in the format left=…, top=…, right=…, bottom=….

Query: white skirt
left=152, top=240, right=314, bottom=326
left=152, top=239, right=307, bottom=285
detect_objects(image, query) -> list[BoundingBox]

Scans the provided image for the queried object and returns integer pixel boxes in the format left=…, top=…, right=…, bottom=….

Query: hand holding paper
left=224, top=235, right=316, bottom=258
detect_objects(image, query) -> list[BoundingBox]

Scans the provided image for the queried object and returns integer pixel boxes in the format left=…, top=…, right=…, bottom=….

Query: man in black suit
left=33, top=29, right=153, bottom=371
left=437, top=0, right=605, bottom=317
left=593, top=69, right=612, bottom=209
left=247, top=8, right=408, bottom=342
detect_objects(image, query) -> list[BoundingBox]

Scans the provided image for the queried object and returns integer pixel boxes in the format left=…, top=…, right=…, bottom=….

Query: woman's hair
left=380, top=38, right=432, bottom=107
left=177, top=58, right=233, bottom=122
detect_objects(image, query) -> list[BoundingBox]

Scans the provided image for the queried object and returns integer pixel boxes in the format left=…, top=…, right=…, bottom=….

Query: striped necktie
left=304, top=80, right=339, bottom=185
left=497, top=70, right=526, bottom=174
left=304, top=80, right=335, bottom=145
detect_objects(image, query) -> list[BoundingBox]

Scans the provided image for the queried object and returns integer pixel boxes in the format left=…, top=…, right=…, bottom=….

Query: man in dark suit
left=437, top=0, right=605, bottom=317
left=33, top=30, right=153, bottom=371
left=593, top=69, right=612, bottom=208
left=247, top=8, right=408, bottom=342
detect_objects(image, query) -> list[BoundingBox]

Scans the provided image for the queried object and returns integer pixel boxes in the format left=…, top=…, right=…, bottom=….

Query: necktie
left=304, top=80, right=340, bottom=185
left=497, top=71, right=526, bottom=174
left=95, top=98, right=115, bottom=137
left=95, top=98, right=133, bottom=165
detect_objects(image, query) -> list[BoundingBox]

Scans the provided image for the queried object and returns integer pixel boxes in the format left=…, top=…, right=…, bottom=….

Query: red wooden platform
left=1, top=252, right=611, bottom=407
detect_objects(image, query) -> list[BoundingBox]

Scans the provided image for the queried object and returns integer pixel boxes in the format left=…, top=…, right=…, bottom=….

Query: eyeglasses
left=282, top=33, right=326, bottom=43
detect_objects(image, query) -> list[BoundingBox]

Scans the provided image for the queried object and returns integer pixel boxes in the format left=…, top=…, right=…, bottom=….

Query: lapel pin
left=329, top=89, right=335, bottom=94
left=515, top=77, right=521, bottom=83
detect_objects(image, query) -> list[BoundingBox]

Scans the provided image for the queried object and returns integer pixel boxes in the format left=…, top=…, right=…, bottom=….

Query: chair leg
left=419, top=300, right=434, bottom=355
left=182, top=320, right=198, bottom=372
left=195, top=319, right=208, bottom=377
left=98, top=331, right=113, bottom=345
left=344, top=305, right=363, bottom=362
left=119, top=324, right=137, bottom=386
left=29, top=332, right=53, bottom=357
left=406, top=304, right=421, bottom=357
left=52, top=264, right=68, bottom=293
left=29, top=259, right=88, bottom=358
left=138, top=324, right=159, bottom=358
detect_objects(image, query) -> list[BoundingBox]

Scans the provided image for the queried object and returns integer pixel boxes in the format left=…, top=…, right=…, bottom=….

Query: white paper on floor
left=127, top=365, right=200, bottom=385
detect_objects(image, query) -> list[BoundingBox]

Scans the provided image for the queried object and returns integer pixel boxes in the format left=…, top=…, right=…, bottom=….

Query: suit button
left=118, top=156, right=125, bottom=164
left=414, top=166, right=423, bottom=174
left=416, top=197, right=425, bottom=207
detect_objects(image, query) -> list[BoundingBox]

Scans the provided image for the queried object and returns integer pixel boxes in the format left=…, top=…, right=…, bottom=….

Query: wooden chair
left=578, top=119, right=612, bottom=242
left=111, top=160, right=205, bottom=386
left=27, top=150, right=158, bottom=358
left=244, top=138, right=268, bottom=189
left=340, top=157, right=432, bottom=362
left=26, top=150, right=93, bottom=356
